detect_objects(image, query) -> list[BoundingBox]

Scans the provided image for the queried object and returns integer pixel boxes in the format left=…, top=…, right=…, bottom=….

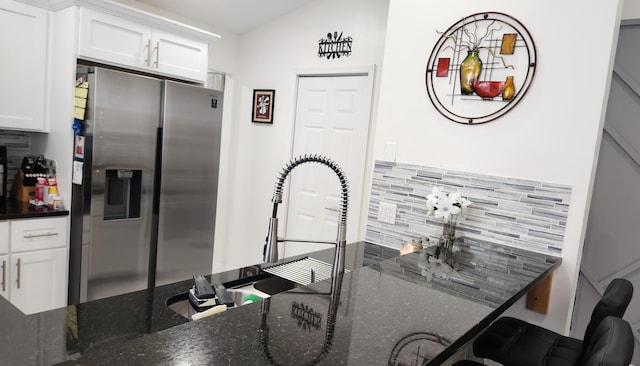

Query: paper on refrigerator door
left=72, top=160, right=83, bottom=185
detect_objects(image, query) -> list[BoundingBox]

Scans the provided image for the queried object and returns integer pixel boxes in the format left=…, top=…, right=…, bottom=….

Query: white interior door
left=572, top=23, right=640, bottom=364
left=284, top=74, right=372, bottom=257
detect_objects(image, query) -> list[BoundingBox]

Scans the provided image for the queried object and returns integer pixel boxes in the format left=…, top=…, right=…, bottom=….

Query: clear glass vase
left=438, top=219, right=457, bottom=267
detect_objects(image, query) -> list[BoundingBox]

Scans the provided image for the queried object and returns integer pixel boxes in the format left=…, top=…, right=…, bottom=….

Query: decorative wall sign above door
left=425, top=12, right=537, bottom=124
left=318, top=31, right=353, bottom=59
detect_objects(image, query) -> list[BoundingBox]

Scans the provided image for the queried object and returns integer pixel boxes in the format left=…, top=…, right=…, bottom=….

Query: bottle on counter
left=47, top=186, right=58, bottom=209
left=36, top=177, right=46, bottom=205
left=52, top=195, right=63, bottom=210
left=46, top=178, right=58, bottom=209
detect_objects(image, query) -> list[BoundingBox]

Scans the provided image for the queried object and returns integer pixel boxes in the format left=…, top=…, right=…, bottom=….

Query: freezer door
left=85, top=68, right=161, bottom=301
left=156, top=81, right=223, bottom=285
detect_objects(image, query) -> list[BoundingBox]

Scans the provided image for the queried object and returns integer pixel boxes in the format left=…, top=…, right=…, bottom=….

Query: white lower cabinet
left=1, top=217, right=68, bottom=314
left=0, top=221, right=8, bottom=253
left=1, top=221, right=9, bottom=300
left=0, top=254, right=8, bottom=300
left=9, top=248, right=67, bottom=314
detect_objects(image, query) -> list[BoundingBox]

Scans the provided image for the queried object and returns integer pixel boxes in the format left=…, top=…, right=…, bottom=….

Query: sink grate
left=263, top=257, right=345, bottom=286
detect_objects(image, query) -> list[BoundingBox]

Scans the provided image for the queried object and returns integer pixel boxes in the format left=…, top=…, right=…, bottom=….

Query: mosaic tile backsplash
left=365, top=161, right=572, bottom=256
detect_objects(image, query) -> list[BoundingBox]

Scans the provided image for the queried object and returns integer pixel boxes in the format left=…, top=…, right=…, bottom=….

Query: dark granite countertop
left=0, top=239, right=560, bottom=366
left=0, top=198, right=69, bottom=220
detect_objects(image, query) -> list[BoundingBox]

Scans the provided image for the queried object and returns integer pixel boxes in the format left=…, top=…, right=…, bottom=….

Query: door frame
left=283, top=65, right=377, bottom=243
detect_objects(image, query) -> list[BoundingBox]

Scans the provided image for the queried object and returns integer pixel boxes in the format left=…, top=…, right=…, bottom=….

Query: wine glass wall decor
left=425, top=12, right=537, bottom=124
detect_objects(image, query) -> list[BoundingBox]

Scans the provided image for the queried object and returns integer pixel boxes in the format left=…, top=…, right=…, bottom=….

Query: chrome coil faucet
left=263, top=154, right=349, bottom=278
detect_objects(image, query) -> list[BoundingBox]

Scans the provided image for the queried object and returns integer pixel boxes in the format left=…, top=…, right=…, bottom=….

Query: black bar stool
left=453, top=316, right=634, bottom=366
left=470, top=278, right=633, bottom=366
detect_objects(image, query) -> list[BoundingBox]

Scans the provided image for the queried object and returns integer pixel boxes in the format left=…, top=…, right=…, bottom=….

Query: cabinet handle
left=1, top=260, right=5, bottom=292
left=144, top=39, right=152, bottom=67
left=153, top=41, right=159, bottom=68
left=23, top=232, right=59, bottom=239
left=16, top=259, right=20, bottom=289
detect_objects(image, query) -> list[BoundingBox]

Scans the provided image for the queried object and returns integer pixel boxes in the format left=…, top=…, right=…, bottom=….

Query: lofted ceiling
left=126, top=0, right=317, bottom=34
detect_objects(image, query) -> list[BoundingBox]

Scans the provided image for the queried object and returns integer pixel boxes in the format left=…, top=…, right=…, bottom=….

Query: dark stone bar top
left=0, top=239, right=560, bottom=366
left=0, top=198, right=69, bottom=220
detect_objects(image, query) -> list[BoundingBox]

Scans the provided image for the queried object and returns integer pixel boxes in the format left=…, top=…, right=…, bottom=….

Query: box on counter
left=12, top=171, right=36, bottom=202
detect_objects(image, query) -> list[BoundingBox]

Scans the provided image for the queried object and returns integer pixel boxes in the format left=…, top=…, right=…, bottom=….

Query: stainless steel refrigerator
left=69, top=67, right=223, bottom=303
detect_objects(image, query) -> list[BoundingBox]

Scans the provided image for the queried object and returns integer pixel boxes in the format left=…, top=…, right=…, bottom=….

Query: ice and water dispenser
left=104, top=169, right=142, bottom=220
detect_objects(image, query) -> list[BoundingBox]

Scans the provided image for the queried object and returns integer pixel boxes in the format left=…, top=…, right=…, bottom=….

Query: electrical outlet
left=378, top=201, right=397, bottom=225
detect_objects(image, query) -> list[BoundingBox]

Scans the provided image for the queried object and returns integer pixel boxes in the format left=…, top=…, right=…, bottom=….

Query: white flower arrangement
left=426, top=187, right=472, bottom=222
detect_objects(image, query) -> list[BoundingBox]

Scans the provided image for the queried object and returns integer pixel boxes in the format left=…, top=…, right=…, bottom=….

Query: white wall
left=375, top=0, right=622, bottom=333
left=624, top=0, right=640, bottom=19
left=115, top=0, right=629, bottom=334
left=43, top=6, right=80, bottom=262
left=212, top=0, right=390, bottom=271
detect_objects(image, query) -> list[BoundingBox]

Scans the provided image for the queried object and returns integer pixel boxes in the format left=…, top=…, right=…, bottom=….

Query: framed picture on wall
left=252, top=89, right=275, bottom=123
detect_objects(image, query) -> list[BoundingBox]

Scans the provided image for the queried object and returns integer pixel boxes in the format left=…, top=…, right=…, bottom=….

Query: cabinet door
left=0, top=1, right=47, bottom=131
left=0, top=254, right=8, bottom=301
left=10, top=248, right=67, bottom=315
left=0, top=221, right=8, bottom=254
left=151, top=29, right=208, bottom=82
left=78, top=7, right=152, bottom=70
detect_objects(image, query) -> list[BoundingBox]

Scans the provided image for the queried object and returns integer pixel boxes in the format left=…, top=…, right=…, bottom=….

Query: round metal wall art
left=425, top=12, right=537, bottom=124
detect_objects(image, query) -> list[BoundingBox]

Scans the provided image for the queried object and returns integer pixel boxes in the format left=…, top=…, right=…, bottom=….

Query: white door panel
left=285, top=75, right=372, bottom=257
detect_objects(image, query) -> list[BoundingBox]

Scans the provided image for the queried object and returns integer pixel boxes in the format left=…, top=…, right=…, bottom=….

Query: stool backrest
left=582, top=278, right=633, bottom=349
left=580, top=316, right=634, bottom=366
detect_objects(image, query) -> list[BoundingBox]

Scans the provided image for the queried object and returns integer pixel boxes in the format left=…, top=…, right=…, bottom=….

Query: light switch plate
left=378, top=201, right=397, bottom=225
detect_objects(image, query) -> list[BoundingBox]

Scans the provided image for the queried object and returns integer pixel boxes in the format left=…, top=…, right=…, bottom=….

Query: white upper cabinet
left=78, top=7, right=209, bottom=83
left=152, top=28, right=209, bottom=82
left=0, top=0, right=48, bottom=131
left=78, top=8, right=151, bottom=69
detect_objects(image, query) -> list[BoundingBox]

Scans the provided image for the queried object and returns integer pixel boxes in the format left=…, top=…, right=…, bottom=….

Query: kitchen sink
left=166, top=273, right=299, bottom=320
left=248, top=274, right=298, bottom=295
